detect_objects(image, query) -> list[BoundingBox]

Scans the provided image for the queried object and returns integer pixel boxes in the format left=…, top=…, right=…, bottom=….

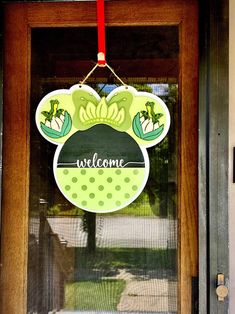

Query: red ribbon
left=97, top=0, right=106, bottom=65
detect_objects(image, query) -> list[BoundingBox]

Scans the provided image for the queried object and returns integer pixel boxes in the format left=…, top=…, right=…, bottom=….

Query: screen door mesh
left=28, top=27, right=179, bottom=314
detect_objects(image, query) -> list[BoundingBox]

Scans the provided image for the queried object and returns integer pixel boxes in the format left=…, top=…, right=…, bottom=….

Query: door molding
left=199, top=0, right=229, bottom=313
left=1, top=1, right=198, bottom=313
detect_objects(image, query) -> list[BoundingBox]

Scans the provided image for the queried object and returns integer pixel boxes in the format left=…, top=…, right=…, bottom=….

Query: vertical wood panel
left=198, top=0, right=209, bottom=312
left=1, top=5, right=30, bottom=314
left=179, top=1, right=199, bottom=313
left=207, top=0, right=229, bottom=313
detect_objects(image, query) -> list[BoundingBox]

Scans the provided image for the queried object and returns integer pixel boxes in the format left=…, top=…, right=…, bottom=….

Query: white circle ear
left=36, top=91, right=73, bottom=145
left=107, top=86, right=171, bottom=148
left=35, top=84, right=100, bottom=145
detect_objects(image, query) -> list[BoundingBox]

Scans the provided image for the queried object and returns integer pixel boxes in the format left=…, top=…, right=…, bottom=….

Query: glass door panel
left=28, top=26, right=179, bottom=313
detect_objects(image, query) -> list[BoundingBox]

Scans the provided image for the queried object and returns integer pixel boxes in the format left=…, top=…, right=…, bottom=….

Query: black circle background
left=57, top=125, right=144, bottom=168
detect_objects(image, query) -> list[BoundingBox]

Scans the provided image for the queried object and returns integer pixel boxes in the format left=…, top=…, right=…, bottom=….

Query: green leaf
left=107, top=102, right=119, bottom=120
left=142, top=124, right=164, bottom=141
left=40, top=122, right=62, bottom=139
left=96, top=97, right=108, bottom=118
left=133, top=113, right=144, bottom=138
left=79, top=106, right=89, bottom=123
left=115, top=107, right=125, bottom=124
left=86, top=101, right=96, bottom=119
left=60, top=111, right=72, bottom=136
left=40, top=111, right=72, bottom=139
left=132, top=113, right=164, bottom=141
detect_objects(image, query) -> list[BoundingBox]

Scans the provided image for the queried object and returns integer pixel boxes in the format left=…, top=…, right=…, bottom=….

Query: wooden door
left=1, top=1, right=198, bottom=313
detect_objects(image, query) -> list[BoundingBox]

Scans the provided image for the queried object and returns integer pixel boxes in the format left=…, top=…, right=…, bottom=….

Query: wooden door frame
left=0, top=1, right=198, bottom=313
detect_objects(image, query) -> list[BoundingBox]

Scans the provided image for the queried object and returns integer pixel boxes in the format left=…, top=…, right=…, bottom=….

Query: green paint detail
left=55, top=168, right=146, bottom=212
left=72, top=89, right=133, bottom=132
left=40, top=122, right=62, bottom=138
left=145, top=101, right=163, bottom=124
left=40, top=111, right=72, bottom=139
left=41, top=99, right=60, bottom=122
left=132, top=185, right=138, bottom=191
left=132, top=112, right=164, bottom=141
left=60, top=111, right=72, bottom=135
left=143, top=124, right=165, bottom=140
left=132, top=113, right=143, bottom=138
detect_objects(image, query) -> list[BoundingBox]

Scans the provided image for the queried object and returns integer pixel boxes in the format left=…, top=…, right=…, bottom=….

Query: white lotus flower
left=50, top=117, right=61, bottom=131
left=140, top=115, right=145, bottom=123
left=60, top=114, right=65, bottom=122
left=154, top=122, right=159, bottom=130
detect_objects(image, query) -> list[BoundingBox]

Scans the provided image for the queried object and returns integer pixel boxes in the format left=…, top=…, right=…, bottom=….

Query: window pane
left=28, top=26, right=179, bottom=314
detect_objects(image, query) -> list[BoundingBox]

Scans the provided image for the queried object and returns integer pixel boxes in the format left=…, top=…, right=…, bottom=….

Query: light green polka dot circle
left=65, top=185, right=71, bottom=191
left=55, top=167, right=147, bottom=213
left=115, top=185, right=121, bottom=191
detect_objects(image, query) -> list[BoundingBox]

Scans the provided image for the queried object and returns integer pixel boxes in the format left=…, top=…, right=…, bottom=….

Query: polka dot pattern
left=55, top=168, right=146, bottom=212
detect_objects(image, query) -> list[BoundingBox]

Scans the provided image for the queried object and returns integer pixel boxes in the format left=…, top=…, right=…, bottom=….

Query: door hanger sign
left=35, top=84, right=170, bottom=213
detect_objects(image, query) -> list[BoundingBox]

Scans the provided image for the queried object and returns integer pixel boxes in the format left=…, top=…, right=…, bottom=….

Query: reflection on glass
left=28, top=27, right=178, bottom=314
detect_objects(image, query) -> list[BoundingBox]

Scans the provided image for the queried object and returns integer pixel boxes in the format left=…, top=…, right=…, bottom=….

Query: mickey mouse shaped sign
left=35, top=84, right=170, bottom=213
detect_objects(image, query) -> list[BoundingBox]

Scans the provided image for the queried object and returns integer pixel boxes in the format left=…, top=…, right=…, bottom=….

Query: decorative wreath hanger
left=35, top=0, right=171, bottom=214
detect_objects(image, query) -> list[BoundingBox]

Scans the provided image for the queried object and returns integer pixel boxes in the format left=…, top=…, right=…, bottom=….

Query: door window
left=28, top=26, right=179, bottom=313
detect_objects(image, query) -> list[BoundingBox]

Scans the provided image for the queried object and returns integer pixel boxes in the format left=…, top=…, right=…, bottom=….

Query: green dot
left=72, top=193, right=77, bottom=199
left=116, top=201, right=121, bottom=206
left=89, top=177, right=95, bottom=183
left=98, top=169, right=104, bottom=175
left=132, top=185, right=138, bottom=191
left=72, top=177, right=78, bottom=183
left=81, top=185, right=87, bottom=191
left=99, top=201, right=104, bottom=206
left=81, top=169, right=86, bottom=175
left=107, top=177, right=113, bottom=183
left=89, top=193, right=95, bottom=199
left=124, top=177, right=130, bottom=183
left=107, top=193, right=112, bottom=199
left=115, top=169, right=121, bottom=175
left=63, top=169, right=69, bottom=175
left=82, top=201, right=87, bottom=206
left=98, top=185, right=104, bottom=191
left=115, top=185, right=121, bottom=191
left=65, top=185, right=71, bottom=191
left=133, top=169, right=139, bottom=175
left=125, top=193, right=130, bottom=199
